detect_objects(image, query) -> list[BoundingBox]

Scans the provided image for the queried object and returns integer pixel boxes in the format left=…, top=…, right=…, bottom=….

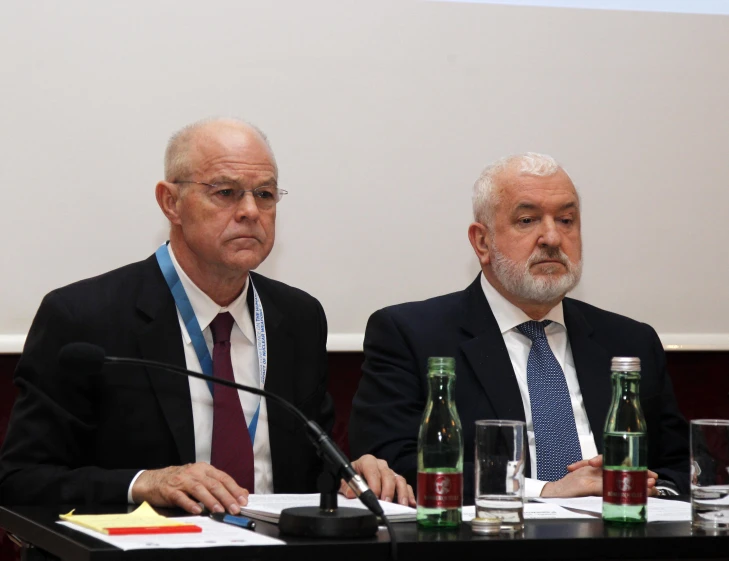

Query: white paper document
left=462, top=503, right=595, bottom=522
left=240, top=493, right=416, bottom=523
left=694, top=493, right=729, bottom=506
left=58, top=515, right=284, bottom=551
left=536, top=497, right=691, bottom=522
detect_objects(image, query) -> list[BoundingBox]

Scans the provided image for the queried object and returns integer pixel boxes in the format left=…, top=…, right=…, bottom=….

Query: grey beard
left=490, top=243, right=582, bottom=304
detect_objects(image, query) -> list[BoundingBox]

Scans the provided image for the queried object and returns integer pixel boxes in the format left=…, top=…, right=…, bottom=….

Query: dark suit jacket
left=0, top=254, right=333, bottom=506
left=349, top=276, right=690, bottom=500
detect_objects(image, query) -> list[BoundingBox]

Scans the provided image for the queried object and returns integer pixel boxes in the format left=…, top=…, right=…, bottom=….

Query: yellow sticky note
left=60, top=501, right=201, bottom=535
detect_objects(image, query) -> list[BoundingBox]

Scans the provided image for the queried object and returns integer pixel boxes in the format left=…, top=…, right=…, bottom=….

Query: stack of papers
left=462, top=497, right=691, bottom=522
left=462, top=503, right=594, bottom=522
left=535, top=496, right=691, bottom=522
left=58, top=515, right=284, bottom=551
left=59, top=502, right=201, bottom=535
left=241, top=494, right=417, bottom=523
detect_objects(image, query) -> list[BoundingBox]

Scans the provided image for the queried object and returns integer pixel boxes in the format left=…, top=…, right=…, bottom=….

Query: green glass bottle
left=602, top=357, right=648, bottom=523
left=416, top=357, right=464, bottom=528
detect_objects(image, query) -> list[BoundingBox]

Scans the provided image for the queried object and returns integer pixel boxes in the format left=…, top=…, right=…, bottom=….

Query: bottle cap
left=611, top=356, right=641, bottom=372
left=471, top=516, right=501, bottom=535
left=427, top=356, right=456, bottom=372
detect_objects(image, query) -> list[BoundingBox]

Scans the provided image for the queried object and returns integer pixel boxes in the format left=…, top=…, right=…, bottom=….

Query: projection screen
left=1, top=0, right=727, bottom=352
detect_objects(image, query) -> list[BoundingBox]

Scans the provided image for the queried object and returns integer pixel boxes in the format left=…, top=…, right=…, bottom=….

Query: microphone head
left=58, top=342, right=107, bottom=374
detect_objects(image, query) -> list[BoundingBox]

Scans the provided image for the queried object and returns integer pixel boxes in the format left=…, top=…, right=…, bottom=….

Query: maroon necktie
left=209, top=312, right=255, bottom=491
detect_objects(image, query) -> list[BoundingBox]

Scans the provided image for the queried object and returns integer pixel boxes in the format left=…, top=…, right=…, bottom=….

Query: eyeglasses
left=174, top=181, right=288, bottom=210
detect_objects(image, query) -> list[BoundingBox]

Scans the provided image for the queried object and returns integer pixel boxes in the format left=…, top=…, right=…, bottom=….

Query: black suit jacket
left=349, top=276, right=690, bottom=500
left=0, top=254, right=333, bottom=506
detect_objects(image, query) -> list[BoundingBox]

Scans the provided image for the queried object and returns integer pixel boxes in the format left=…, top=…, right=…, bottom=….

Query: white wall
left=434, top=0, right=729, bottom=16
left=1, top=0, right=728, bottom=352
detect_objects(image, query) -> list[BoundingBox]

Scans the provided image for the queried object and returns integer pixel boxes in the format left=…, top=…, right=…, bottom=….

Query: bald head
left=155, top=118, right=279, bottom=305
left=164, top=118, right=277, bottom=182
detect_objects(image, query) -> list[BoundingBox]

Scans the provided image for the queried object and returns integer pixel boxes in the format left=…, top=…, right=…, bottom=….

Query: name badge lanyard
left=156, top=243, right=267, bottom=444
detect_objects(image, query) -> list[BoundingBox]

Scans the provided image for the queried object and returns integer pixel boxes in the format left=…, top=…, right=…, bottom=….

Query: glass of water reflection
left=474, top=420, right=526, bottom=532
left=691, top=419, right=729, bottom=531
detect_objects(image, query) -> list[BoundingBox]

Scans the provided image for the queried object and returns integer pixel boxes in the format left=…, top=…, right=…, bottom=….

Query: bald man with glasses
left=0, top=118, right=414, bottom=513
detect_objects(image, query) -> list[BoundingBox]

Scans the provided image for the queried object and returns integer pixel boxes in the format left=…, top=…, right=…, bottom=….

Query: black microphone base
left=279, top=506, right=378, bottom=538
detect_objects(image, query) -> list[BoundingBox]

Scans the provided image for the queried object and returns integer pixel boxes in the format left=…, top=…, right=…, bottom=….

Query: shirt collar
left=479, top=272, right=565, bottom=334
left=167, top=244, right=255, bottom=344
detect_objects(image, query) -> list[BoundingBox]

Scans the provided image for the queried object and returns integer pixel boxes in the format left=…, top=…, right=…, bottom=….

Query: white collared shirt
left=127, top=247, right=273, bottom=502
left=479, top=273, right=599, bottom=497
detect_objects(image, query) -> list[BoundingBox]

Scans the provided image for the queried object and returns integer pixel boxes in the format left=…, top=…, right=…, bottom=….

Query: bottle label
left=417, top=472, right=463, bottom=508
left=603, top=469, right=647, bottom=505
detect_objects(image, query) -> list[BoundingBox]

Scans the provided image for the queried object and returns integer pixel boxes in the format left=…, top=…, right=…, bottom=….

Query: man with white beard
left=349, top=153, right=689, bottom=501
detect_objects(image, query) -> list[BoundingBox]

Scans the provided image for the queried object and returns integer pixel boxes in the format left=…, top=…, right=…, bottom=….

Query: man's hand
left=339, top=454, right=416, bottom=507
left=131, top=463, right=249, bottom=514
left=540, top=463, right=604, bottom=497
left=541, top=455, right=659, bottom=497
left=567, top=455, right=659, bottom=496
left=566, top=454, right=605, bottom=473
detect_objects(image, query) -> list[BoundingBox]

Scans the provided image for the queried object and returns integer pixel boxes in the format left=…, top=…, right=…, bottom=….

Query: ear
left=468, top=222, right=492, bottom=267
left=155, top=181, right=183, bottom=225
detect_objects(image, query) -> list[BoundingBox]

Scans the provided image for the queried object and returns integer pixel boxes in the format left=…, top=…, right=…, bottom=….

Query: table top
left=2, top=502, right=728, bottom=561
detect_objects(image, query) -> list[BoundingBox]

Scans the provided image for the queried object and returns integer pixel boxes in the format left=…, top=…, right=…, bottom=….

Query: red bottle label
left=603, top=470, right=647, bottom=505
left=417, top=472, right=463, bottom=508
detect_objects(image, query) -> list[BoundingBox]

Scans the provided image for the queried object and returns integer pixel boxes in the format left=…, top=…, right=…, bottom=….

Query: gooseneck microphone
left=57, top=342, right=384, bottom=519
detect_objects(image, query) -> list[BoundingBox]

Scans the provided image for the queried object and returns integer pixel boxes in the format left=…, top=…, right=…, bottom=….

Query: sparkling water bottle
left=602, top=356, right=648, bottom=523
left=416, top=357, right=463, bottom=528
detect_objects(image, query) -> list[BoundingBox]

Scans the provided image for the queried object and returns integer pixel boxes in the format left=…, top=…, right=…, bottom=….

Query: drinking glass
left=691, top=419, right=729, bottom=531
left=474, top=420, right=526, bottom=532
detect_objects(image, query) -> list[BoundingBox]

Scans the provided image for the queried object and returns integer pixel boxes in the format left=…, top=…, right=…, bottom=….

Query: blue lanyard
left=155, top=243, right=267, bottom=444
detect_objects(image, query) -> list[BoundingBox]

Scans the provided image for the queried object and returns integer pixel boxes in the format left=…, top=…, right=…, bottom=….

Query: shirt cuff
left=656, top=486, right=679, bottom=497
left=655, top=478, right=680, bottom=495
left=127, top=470, right=145, bottom=504
left=525, top=477, right=548, bottom=498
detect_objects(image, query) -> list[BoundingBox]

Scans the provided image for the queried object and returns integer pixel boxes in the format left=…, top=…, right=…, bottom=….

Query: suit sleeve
left=349, top=308, right=426, bottom=489
left=0, top=292, right=138, bottom=506
left=645, top=324, right=690, bottom=493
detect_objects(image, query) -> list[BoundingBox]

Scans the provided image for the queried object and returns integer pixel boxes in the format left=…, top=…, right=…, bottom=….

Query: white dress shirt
left=127, top=246, right=273, bottom=502
left=479, top=273, right=599, bottom=497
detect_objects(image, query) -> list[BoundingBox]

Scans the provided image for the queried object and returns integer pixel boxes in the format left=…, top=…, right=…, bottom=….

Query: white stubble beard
left=490, top=241, right=583, bottom=304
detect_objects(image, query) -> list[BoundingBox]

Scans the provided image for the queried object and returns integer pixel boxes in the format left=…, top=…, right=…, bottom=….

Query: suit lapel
left=458, top=282, right=612, bottom=470
left=459, top=277, right=526, bottom=423
left=563, top=299, right=612, bottom=454
left=136, top=255, right=196, bottom=464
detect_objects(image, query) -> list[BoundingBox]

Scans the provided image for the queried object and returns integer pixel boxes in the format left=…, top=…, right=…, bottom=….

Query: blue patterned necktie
left=517, top=320, right=582, bottom=481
